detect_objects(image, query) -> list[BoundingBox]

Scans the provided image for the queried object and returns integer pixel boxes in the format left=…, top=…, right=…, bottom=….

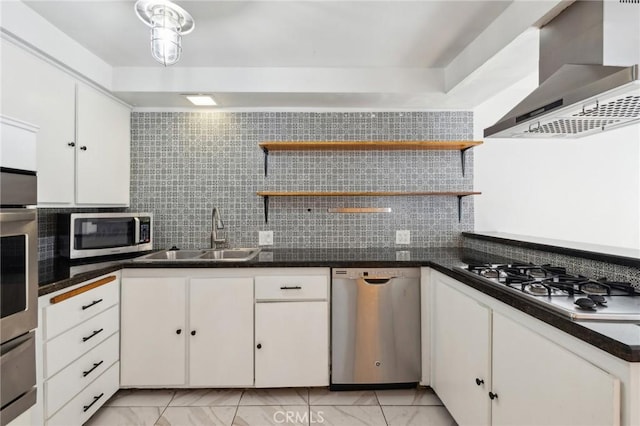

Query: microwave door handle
left=134, top=217, right=140, bottom=243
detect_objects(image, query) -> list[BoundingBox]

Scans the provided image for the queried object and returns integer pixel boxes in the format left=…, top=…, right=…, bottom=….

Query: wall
left=129, top=111, right=474, bottom=250
left=473, top=76, right=640, bottom=251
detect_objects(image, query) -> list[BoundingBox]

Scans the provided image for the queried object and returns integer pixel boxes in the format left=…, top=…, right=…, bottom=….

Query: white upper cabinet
left=1, top=40, right=76, bottom=204
left=0, top=39, right=130, bottom=207
left=75, top=83, right=130, bottom=205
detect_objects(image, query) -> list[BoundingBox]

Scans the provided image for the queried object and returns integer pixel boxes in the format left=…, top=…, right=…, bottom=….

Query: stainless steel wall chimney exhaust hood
left=484, top=0, right=640, bottom=139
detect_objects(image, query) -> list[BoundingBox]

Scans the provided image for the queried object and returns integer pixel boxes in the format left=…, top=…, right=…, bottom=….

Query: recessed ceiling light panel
left=185, top=95, right=217, bottom=106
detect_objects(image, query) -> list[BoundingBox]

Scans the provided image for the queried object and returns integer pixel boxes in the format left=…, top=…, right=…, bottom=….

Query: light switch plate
left=396, top=230, right=410, bottom=245
left=259, top=231, right=274, bottom=246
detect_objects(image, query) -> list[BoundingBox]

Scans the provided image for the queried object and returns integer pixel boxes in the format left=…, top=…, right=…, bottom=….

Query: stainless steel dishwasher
left=331, top=268, right=421, bottom=389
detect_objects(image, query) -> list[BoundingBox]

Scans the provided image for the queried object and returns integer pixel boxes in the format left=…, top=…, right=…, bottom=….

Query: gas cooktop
left=456, top=263, right=640, bottom=321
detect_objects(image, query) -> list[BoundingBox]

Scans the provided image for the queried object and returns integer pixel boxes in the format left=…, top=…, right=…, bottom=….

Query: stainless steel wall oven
left=0, top=169, right=38, bottom=426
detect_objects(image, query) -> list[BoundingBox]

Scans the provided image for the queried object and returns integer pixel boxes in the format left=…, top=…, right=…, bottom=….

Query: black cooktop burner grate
left=464, top=263, right=637, bottom=298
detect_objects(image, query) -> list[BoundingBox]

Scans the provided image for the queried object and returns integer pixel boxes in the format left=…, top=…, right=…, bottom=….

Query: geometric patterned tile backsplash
left=129, top=111, right=475, bottom=250
left=462, top=236, right=640, bottom=288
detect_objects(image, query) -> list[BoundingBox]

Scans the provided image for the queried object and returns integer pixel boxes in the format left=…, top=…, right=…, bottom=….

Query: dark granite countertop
left=38, top=247, right=640, bottom=362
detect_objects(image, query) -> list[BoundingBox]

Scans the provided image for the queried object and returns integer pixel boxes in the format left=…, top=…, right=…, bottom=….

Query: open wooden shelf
left=259, top=141, right=482, bottom=151
left=257, top=191, right=481, bottom=197
left=258, top=140, right=482, bottom=177
left=257, top=191, right=481, bottom=223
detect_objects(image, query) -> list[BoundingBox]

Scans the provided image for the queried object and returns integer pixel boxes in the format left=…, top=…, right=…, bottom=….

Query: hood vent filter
left=525, top=94, right=640, bottom=136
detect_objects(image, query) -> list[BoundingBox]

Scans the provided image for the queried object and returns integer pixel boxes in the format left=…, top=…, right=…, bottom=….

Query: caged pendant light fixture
left=135, top=0, right=195, bottom=66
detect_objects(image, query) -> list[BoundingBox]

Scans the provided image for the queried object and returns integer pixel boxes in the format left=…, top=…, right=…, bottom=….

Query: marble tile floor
left=85, top=387, right=458, bottom=426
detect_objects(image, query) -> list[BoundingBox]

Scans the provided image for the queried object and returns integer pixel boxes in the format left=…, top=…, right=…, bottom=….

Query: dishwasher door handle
left=361, top=277, right=395, bottom=285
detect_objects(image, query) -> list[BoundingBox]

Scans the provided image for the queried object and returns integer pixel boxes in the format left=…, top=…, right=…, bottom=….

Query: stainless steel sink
left=139, top=250, right=208, bottom=260
left=198, top=248, right=261, bottom=261
left=135, top=248, right=260, bottom=262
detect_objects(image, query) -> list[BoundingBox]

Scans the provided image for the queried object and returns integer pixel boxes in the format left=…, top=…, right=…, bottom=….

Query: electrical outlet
left=396, top=250, right=411, bottom=261
left=396, top=230, right=410, bottom=245
left=258, top=231, right=274, bottom=246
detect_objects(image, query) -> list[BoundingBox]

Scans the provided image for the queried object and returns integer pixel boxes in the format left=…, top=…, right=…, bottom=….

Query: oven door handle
left=0, top=332, right=35, bottom=363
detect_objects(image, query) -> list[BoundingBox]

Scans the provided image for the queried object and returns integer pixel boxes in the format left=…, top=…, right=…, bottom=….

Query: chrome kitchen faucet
left=210, top=207, right=226, bottom=248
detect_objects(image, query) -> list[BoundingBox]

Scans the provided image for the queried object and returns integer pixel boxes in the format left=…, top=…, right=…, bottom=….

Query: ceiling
left=18, top=0, right=571, bottom=109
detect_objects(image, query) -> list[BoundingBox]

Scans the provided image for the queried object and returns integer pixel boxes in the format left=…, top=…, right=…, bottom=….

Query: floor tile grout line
left=153, top=389, right=176, bottom=425
left=373, top=390, right=391, bottom=426
left=230, top=389, right=244, bottom=426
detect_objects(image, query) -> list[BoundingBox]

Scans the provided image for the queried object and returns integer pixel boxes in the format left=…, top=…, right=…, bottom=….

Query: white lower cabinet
left=188, top=278, right=254, bottom=387
left=120, top=268, right=330, bottom=389
left=255, top=301, right=329, bottom=387
left=120, top=271, right=254, bottom=387
left=37, top=273, right=121, bottom=426
left=254, top=273, right=330, bottom=388
left=47, top=363, right=119, bottom=426
left=491, top=312, right=620, bottom=426
left=430, top=270, right=621, bottom=426
left=120, top=277, right=187, bottom=386
left=432, top=278, right=491, bottom=426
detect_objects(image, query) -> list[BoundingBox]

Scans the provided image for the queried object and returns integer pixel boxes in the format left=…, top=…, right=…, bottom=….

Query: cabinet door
left=189, top=277, right=254, bottom=387
left=492, top=312, right=620, bottom=426
left=75, top=83, right=130, bottom=205
left=431, top=276, right=491, bottom=426
left=1, top=40, right=76, bottom=204
left=120, top=277, right=186, bottom=386
left=255, top=301, right=329, bottom=388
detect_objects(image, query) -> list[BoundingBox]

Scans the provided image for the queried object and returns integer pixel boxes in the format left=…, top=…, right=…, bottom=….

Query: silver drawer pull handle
left=82, top=328, right=104, bottom=342
left=82, top=360, right=104, bottom=377
left=82, top=299, right=103, bottom=310
left=83, top=393, right=104, bottom=412
left=280, top=286, right=302, bottom=290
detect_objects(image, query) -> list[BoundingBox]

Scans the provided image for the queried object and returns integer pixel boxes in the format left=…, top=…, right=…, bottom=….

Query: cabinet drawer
left=44, top=275, right=119, bottom=340
left=255, top=275, right=328, bottom=301
left=46, top=361, right=119, bottom=426
left=45, top=333, right=119, bottom=418
left=45, top=305, right=119, bottom=378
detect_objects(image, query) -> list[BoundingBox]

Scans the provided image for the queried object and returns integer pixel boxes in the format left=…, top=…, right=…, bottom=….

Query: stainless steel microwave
left=59, top=212, right=153, bottom=259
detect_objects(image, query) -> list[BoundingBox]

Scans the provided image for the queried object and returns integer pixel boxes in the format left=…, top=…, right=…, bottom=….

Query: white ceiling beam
left=111, top=67, right=444, bottom=94
left=444, top=0, right=573, bottom=93
left=0, top=0, right=113, bottom=89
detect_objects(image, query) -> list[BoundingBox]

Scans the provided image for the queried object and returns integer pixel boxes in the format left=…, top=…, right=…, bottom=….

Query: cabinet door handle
left=280, top=286, right=302, bottom=290
left=191, top=330, right=196, bottom=336
left=82, top=328, right=104, bottom=342
left=176, top=329, right=182, bottom=335
left=68, top=142, right=76, bottom=147
left=475, top=378, right=484, bottom=386
left=80, top=146, right=87, bottom=151
left=82, top=299, right=103, bottom=310
left=256, top=343, right=262, bottom=349
left=83, top=393, right=104, bottom=412
left=82, top=360, right=104, bottom=377
left=489, top=392, right=498, bottom=400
